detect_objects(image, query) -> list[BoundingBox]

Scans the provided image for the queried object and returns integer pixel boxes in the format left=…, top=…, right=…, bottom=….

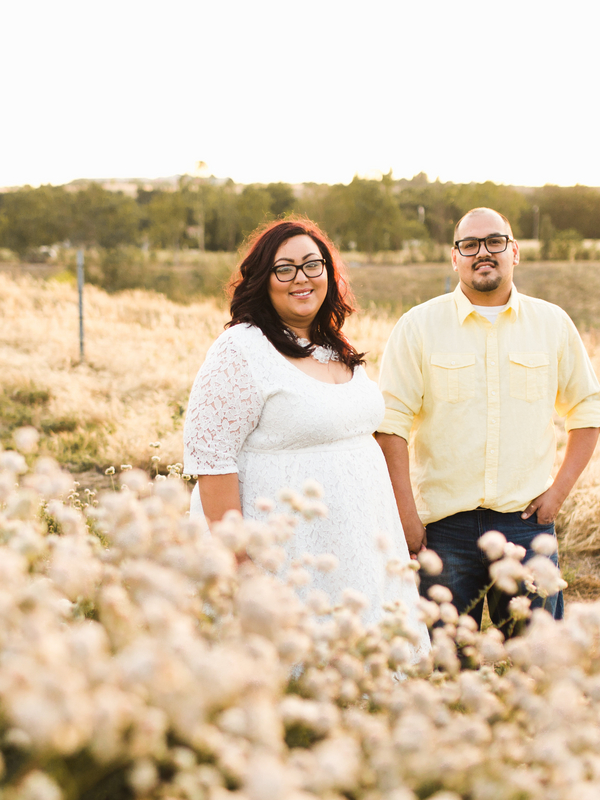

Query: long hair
left=227, top=217, right=365, bottom=369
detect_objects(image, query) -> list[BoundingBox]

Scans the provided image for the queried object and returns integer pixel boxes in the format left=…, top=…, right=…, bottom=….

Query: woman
left=183, top=218, right=429, bottom=652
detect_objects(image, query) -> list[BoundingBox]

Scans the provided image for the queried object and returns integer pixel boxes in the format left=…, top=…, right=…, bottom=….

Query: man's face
left=451, top=210, right=519, bottom=304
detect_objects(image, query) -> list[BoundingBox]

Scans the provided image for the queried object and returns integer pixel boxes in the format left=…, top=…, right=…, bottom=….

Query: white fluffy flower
left=128, top=759, right=158, bottom=794
left=12, top=770, right=62, bottom=800
left=418, top=549, right=443, bottom=576
left=0, top=450, right=28, bottom=474
left=478, top=530, right=507, bottom=561
left=439, top=602, right=459, bottom=625
left=341, top=588, right=369, bottom=613
left=301, top=499, right=328, bottom=520
left=13, top=427, right=39, bottom=454
left=509, top=595, right=532, bottom=620
left=489, top=557, right=526, bottom=595
left=503, top=542, right=527, bottom=561
left=286, top=566, right=312, bottom=588
left=418, top=598, right=441, bottom=627
left=428, top=584, right=453, bottom=605
left=526, top=555, right=567, bottom=597
left=254, top=496, right=275, bottom=513
left=306, top=589, right=332, bottom=615
left=119, top=469, right=151, bottom=495
left=302, top=478, right=324, bottom=498
left=315, top=553, right=339, bottom=573
left=531, top=533, right=558, bottom=556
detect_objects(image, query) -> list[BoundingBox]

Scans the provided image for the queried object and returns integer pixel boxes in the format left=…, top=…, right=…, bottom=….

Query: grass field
left=1, top=269, right=600, bottom=601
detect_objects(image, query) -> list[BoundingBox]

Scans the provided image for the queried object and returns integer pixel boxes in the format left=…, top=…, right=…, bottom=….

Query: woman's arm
left=197, top=473, right=242, bottom=523
left=183, top=330, right=264, bottom=522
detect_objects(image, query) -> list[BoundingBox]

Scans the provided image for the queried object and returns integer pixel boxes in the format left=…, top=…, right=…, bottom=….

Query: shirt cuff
left=376, top=409, right=413, bottom=440
left=564, top=397, right=600, bottom=432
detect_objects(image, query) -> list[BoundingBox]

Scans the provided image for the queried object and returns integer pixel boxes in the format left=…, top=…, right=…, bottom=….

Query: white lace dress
left=184, top=324, right=429, bottom=656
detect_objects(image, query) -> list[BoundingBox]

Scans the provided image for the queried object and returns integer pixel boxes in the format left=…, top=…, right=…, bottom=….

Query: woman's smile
left=268, top=234, right=328, bottom=337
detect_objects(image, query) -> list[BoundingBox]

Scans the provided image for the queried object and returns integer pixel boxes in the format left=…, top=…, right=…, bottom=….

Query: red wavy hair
left=227, top=217, right=365, bottom=369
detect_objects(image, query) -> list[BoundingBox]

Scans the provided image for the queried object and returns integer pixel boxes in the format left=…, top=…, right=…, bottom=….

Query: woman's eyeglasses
left=272, top=259, right=326, bottom=282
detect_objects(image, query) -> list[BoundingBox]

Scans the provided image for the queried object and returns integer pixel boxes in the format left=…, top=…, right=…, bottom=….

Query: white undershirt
left=472, top=304, right=509, bottom=325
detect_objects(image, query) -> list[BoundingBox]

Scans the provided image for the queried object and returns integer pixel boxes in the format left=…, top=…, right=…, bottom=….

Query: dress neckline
left=262, top=333, right=356, bottom=386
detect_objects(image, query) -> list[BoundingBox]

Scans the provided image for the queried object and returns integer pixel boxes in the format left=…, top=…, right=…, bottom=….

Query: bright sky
left=2, top=0, right=599, bottom=189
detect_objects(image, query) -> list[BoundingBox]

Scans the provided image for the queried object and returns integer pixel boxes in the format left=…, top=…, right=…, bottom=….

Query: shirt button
left=490, top=449, right=495, bottom=454
left=451, top=361, right=455, bottom=365
left=488, top=480, right=493, bottom=484
left=491, top=391, right=496, bottom=396
left=490, top=360, right=496, bottom=365
left=491, top=418, right=496, bottom=424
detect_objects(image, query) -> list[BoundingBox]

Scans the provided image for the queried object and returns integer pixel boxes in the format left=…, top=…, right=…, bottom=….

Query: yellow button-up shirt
left=378, top=284, right=600, bottom=525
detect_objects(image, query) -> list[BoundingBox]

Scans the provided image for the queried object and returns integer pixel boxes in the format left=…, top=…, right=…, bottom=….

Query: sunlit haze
left=2, top=0, right=599, bottom=189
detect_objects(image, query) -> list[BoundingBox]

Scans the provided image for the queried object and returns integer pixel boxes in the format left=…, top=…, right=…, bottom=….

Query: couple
left=184, top=211, right=600, bottom=651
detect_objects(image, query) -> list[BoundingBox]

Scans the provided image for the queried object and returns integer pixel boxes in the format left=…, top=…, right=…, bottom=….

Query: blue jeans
left=420, top=509, right=564, bottom=637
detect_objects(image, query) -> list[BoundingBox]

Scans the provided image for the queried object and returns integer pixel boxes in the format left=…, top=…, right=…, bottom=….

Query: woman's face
left=268, top=234, right=328, bottom=335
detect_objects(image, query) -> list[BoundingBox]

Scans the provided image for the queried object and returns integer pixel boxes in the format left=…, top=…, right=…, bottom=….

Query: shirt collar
left=453, top=283, right=520, bottom=324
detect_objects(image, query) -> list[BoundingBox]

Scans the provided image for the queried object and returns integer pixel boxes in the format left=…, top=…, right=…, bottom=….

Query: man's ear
left=512, top=239, right=520, bottom=266
left=451, top=248, right=458, bottom=272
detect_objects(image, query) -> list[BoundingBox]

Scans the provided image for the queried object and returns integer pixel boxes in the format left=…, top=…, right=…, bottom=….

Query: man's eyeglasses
left=454, top=235, right=514, bottom=257
left=272, top=259, right=326, bottom=282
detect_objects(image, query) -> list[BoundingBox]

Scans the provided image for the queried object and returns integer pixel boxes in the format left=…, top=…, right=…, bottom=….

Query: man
left=376, top=207, right=600, bottom=629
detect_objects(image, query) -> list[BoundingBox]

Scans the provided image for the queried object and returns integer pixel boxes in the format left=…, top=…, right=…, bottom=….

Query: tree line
left=2, top=172, right=600, bottom=259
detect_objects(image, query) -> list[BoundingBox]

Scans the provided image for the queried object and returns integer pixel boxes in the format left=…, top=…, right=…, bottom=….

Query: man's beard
left=471, top=258, right=502, bottom=293
left=472, top=272, right=502, bottom=292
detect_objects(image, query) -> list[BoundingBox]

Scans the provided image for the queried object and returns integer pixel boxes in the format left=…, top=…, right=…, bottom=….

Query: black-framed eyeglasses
left=454, top=234, right=514, bottom=257
left=272, top=259, right=326, bottom=282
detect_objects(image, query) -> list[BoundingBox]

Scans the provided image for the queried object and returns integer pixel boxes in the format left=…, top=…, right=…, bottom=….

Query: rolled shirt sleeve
left=556, top=315, right=600, bottom=430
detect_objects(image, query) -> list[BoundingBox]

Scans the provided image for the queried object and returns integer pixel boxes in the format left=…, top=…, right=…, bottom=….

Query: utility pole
left=77, top=248, right=85, bottom=362
left=532, top=205, right=540, bottom=241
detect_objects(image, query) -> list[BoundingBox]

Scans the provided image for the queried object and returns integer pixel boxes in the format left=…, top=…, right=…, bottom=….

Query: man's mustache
left=473, top=257, right=499, bottom=269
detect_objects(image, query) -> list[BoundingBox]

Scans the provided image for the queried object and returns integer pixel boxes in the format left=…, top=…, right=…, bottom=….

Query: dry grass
left=0, top=274, right=229, bottom=471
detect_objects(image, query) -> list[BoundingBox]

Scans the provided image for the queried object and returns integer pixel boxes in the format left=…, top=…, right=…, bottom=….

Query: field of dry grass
left=1, top=271, right=600, bottom=601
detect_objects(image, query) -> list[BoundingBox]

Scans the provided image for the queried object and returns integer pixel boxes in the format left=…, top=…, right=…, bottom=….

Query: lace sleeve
left=183, top=330, right=264, bottom=475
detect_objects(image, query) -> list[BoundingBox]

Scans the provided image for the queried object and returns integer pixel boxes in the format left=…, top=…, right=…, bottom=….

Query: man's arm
left=521, top=427, right=600, bottom=524
left=375, top=432, right=426, bottom=556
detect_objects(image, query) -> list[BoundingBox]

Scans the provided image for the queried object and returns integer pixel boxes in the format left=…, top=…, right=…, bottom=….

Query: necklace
left=297, top=337, right=339, bottom=364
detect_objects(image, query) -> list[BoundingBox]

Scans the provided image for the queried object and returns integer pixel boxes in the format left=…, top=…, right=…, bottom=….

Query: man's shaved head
left=454, top=208, right=513, bottom=242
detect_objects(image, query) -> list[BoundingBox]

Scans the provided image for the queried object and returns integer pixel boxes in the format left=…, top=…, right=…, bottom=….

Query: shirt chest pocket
left=430, top=353, right=476, bottom=403
left=509, top=353, right=549, bottom=402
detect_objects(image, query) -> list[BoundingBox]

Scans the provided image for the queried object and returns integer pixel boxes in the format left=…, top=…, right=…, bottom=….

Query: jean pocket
left=509, top=353, right=549, bottom=402
left=520, top=512, right=555, bottom=531
left=430, top=353, right=476, bottom=403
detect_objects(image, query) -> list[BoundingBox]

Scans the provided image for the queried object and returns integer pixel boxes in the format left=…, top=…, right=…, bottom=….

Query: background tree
left=68, top=184, right=140, bottom=248
left=204, top=181, right=240, bottom=251
left=236, top=185, right=273, bottom=239
left=533, top=185, right=600, bottom=238
left=0, top=185, right=70, bottom=257
left=146, top=191, right=188, bottom=249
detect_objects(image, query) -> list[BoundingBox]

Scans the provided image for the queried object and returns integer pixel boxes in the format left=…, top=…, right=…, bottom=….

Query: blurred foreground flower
left=13, top=426, right=39, bottom=454
left=418, top=549, right=443, bottom=575
left=0, top=452, right=598, bottom=800
left=478, top=530, right=507, bottom=561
